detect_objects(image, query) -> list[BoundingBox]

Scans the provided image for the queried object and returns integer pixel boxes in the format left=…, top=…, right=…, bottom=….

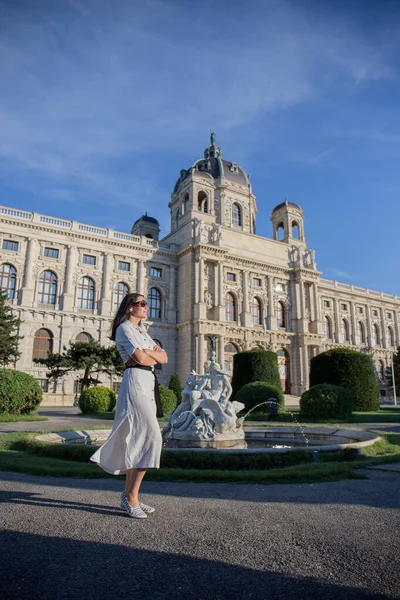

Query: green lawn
left=0, top=428, right=398, bottom=484
left=0, top=412, right=48, bottom=423
left=244, top=406, right=400, bottom=424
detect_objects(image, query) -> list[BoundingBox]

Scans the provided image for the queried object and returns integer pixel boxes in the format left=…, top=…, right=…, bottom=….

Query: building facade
left=1, top=134, right=399, bottom=405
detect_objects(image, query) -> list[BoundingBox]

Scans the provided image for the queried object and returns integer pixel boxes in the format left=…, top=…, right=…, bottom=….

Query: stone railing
left=0, top=205, right=176, bottom=252
left=319, top=278, right=400, bottom=303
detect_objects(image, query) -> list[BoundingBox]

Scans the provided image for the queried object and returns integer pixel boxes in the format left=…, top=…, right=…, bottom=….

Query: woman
left=90, top=292, right=168, bottom=519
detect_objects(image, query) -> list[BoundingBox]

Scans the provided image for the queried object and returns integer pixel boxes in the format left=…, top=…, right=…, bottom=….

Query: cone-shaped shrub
left=79, top=386, right=116, bottom=414
left=309, top=348, right=379, bottom=411
left=159, top=385, right=178, bottom=415
left=231, top=348, right=281, bottom=399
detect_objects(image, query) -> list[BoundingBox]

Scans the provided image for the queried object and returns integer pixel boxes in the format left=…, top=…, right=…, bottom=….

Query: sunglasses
left=132, top=300, right=148, bottom=308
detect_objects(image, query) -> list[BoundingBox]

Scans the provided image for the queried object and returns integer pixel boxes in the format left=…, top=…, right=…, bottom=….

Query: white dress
left=90, top=321, right=163, bottom=475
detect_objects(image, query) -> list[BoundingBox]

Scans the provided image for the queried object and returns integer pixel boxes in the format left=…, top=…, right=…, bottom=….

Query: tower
left=271, top=199, right=305, bottom=245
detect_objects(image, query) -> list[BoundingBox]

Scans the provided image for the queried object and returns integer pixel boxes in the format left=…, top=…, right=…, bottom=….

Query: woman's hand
left=153, top=345, right=163, bottom=352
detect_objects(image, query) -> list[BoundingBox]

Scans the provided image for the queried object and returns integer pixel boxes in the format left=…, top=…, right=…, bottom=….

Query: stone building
left=0, top=133, right=399, bottom=405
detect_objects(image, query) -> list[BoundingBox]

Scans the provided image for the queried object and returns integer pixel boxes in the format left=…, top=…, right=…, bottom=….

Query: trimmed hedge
left=0, top=369, right=42, bottom=414
left=159, top=385, right=178, bottom=415
left=79, top=386, right=116, bottom=414
left=310, top=348, right=379, bottom=412
left=235, top=381, right=285, bottom=414
left=231, top=349, right=281, bottom=399
left=300, top=384, right=354, bottom=419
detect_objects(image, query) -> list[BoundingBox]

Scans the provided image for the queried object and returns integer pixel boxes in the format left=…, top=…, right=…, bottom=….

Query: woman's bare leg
left=125, top=468, right=147, bottom=507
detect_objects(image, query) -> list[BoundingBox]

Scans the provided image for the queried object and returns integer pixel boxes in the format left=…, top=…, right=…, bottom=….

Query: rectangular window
left=150, top=267, right=162, bottom=278
left=227, top=272, right=236, bottom=282
left=44, top=247, right=59, bottom=259
left=372, top=309, right=378, bottom=317
left=118, top=261, right=130, bottom=272
left=83, top=254, right=96, bottom=266
left=37, top=379, right=49, bottom=393
left=276, top=283, right=285, bottom=292
left=357, top=307, right=363, bottom=314
left=387, top=312, right=392, bottom=319
left=341, top=303, right=347, bottom=311
left=252, top=278, right=262, bottom=287
left=323, top=300, right=330, bottom=308
left=2, top=240, right=19, bottom=252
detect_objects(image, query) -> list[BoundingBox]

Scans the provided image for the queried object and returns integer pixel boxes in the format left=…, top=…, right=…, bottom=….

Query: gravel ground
left=1, top=469, right=399, bottom=600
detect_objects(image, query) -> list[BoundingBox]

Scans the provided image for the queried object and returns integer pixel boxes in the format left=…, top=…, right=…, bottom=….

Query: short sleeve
left=115, top=323, right=137, bottom=363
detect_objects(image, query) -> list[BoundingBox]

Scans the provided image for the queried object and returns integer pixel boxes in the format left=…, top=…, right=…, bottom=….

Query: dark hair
left=110, top=292, right=144, bottom=341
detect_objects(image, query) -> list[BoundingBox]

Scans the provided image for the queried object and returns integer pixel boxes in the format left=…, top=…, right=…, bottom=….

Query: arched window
left=341, top=319, right=350, bottom=342
left=232, top=203, right=242, bottom=227
left=387, top=327, right=395, bottom=347
left=276, top=301, right=286, bottom=328
left=77, top=277, right=95, bottom=310
left=183, top=192, right=189, bottom=215
left=113, top=282, right=129, bottom=312
left=373, top=324, right=380, bottom=347
left=76, top=332, right=93, bottom=343
left=357, top=321, right=366, bottom=344
left=292, top=221, right=300, bottom=239
left=0, top=263, right=17, bottom=299
left=251, top=297, right=262, bottom=325
left=198, top=191, right=208, bottom=213
left=226, top=292, right=236, bottom=322
left=32, top=328, right=53, bottom=361
left=38, top=270, right=57, bottom=305
left=277, top=222, right=285, bottom=241
left=153, top=338, right=163, bottom=371
left=148, top=287, right=161, bottom=319
left=324, top=316, right=332, bottom=340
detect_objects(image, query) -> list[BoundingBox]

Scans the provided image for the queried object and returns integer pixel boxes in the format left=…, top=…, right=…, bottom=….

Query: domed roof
left=173, top=132, right=250, bottom=193
left=272, top=199, right=303, bottom=214
left=133, top=212, right=159, bottom=226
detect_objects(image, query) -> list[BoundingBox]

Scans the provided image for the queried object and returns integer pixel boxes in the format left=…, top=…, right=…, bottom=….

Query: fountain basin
left=34, top=426, right=380, bottom=453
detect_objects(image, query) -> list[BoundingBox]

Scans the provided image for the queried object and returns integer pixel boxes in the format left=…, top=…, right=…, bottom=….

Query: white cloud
left=0, top=0, right=396, bottom=207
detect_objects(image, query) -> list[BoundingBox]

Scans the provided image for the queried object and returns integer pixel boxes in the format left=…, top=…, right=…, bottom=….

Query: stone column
left=366, top=306, right=373, bottom=347
left=350, top=302, right=357, bottom=345
left=381, top=307, right=387, bottom=349
left=394, top=312, right=400, bottom=348
left=20, top=238, right=38, bottom=306
left=267, top=275, right=276, bottom=330
left=312, top=283, right=323, bottom=335
left=242, top=270, right=251, bottom=327
left=62, top=245, right=76, bottom=311
left=194, top=259, right=199, bottom=304
left=99, top=253, right=112, bottom=315
left=199, top=257, right=205, bottom=304
left=218, top=261, right=225, bottom=321
left=302, top=345, right=309, bottom=389
left=334, top=298, right=340, bottom=343
left=168, top=265, right=177, bottom=324
left=218, top=334, right=225, bottom=367
left=197, top=334, right=205, bottom=374
left=137, top=259, right=145, bottom=294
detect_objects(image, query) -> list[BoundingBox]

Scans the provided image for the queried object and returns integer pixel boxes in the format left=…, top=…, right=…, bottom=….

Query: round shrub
left=0, top=369, right=43, bottom=414
left=231, top=349, right=281, bottom=399
left=300, top=384, right=354, bottom=419
left=159, top=385, right=178, bottom=415
left=310, top=348, right=379, bottom=412
left=79, top=386, right=116, bottom=414
left=235, top=381, right=285, bottom=414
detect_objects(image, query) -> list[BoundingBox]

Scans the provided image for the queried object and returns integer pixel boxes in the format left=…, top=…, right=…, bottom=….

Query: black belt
left=125, top=364, right=164, bottom=418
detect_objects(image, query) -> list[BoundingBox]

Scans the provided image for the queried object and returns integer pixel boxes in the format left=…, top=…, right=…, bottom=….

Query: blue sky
left=1, top=0, right=400, bottom=294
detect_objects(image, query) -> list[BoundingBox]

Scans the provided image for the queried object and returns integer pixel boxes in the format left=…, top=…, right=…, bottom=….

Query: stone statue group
left=164, top=362, right=247, bottom=448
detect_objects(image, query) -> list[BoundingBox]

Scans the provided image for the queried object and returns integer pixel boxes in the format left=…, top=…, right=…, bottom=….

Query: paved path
left=1, top=469, right=399, bottom=599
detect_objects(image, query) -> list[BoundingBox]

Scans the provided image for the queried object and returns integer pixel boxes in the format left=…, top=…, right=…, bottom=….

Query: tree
left=0, top=289, right=22, bottom=367
left=385, top=346, right=400, bottom=395
left=168, top=371, right=182, bottom=403
left=231, top=349, right=281, bottom=400
left=38, top=340, right=125, bottom=388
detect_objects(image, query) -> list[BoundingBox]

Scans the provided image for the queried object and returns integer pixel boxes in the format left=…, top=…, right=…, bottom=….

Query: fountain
left=163, top=361, right=247, bottom=448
